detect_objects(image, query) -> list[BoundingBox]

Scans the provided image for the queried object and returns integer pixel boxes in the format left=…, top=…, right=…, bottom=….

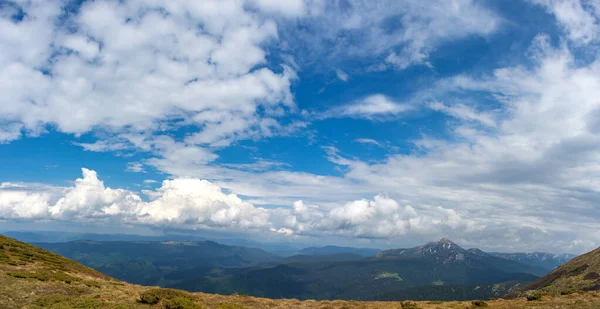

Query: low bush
left=561, top=289, right=576, bottom=295
left=83, top=280, right=101, bottom=288
left=138, top=288, right=195, bottom=305
left=400, top=301, right=421, bottom=309
left=8, top=270, right=79, bottom=284
left=0, top=251, right=9, bottom=262
left=34, top=294, right=127, bottom=309
left=471, top=300, right=488, bottom=307
left=527, top=293, right=542, bottom=301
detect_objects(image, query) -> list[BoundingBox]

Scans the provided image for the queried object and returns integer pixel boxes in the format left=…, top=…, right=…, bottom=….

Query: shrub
left=561, top=289, right=576, bottom=295
left=138, top=292, right=159, bottom=305
left=400, top=301, right=421, bottom=309
left=0, top=251, right=9, bottom=262
left=164, top=296, right=204, bottom=309
left=8, top=270, right=79, bottom=284
left=527, top=293, right=542, bottom=301
left=138, top=288, right=195, bottom=305
left=471, top=300, right=488, bottom=307
left=83, top=280, right=101, bottom=288
left=34, top=294, right=127, bottom=309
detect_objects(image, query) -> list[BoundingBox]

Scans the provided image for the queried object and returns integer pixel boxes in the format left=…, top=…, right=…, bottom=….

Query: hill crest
left=520, top=246, right=600, bottom=294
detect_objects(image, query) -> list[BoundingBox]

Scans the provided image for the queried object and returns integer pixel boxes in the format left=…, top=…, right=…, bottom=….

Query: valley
left=20, top=234, right=563, bottom=301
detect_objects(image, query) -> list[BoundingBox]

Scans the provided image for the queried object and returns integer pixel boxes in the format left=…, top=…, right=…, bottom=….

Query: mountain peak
left=436, top=237, right=455, bottom=244
left=423, top=238, right=464, bottom=254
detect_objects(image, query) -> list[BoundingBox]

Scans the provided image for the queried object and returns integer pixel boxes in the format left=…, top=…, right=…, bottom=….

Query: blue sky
left=2, top=0, right=600, bottom=253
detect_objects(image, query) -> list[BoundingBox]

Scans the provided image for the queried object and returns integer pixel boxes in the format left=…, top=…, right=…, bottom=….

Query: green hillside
left=34, top=240, right=279, bottom=286
left=518, top=246, right=600, bottom=295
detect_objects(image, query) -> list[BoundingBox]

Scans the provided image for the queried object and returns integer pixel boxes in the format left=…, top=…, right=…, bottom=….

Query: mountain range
left=33, top=240, right=279, bottom=287
left=2, top=234, right=599, bottom=308
left=31, top=236, right=551, bottom=300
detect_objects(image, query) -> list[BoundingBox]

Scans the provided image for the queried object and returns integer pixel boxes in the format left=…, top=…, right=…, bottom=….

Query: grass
left=2, top=235, right=600, bottom=309
left=374, top=272, right=403, bottom=281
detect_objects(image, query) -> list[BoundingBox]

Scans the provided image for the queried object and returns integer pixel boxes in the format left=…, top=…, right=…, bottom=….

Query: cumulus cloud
left=0, top=168, right=271, bottom=231
left=281, top=196, right=480, bottom=239
left=1, top=168, right=479, bottom=241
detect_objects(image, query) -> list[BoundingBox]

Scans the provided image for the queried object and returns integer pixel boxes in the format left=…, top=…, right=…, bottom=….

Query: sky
left=1, top=0, right=600, bottom=254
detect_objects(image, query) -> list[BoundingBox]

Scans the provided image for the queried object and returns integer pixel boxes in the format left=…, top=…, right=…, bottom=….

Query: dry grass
left=2, top=235, right=600, bottom=309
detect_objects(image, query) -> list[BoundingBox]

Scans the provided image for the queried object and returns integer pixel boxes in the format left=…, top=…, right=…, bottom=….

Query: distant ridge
left=298, top=245, right=380, bottom=257
left=490, top=252, right=576, bottom=271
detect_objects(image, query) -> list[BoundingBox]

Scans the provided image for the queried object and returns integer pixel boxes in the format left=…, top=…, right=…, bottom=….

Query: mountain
left=519, top=246, right=600, bottom=295
left=34, top=240, right=279, bottom=286
left=297, top=245, right=380, bottom=257
left=376, top=238, right=548, bottom=277
left=490, top=252, right=576, bottom=272
left=169, top=238, right=542, bottom=300
left=2, top=234, right=599, bottom=308
left=280, top=253, right=364, bottom=264
left=1, top=230, right=306, bottom=255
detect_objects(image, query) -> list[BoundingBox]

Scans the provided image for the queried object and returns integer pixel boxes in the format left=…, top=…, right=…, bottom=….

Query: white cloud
left=247, top=0, right=311, bottom=17
left=322, top=94, right=411, bottom=120
left=0, top=0, right=296, bottom=146
left=281, top=196, right=480, bottom=239
left=428, top=102, right=497, bottom=127
left=126, top=162, right=145, bottom=173
left=0, top=168, right=271, bottom=231
left=0, top=188, right=52, bottom=220
left=0, top=169, right=479, bottom=242
left=281, top=0, right=501, bottom=70
left=0, top=123, right=23, bottom=143
left=335, top=68, right=349, bottom=82
left=354, top=138, right=381, bottom=146
left=531, top=0, right=600, bottom=44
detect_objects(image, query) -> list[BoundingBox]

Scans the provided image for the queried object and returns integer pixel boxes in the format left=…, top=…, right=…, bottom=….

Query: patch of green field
left=375, top=272, right=403, bottom=281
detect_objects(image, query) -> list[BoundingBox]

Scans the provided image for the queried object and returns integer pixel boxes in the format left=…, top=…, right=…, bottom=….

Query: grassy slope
left=1, top=235, right=600, bottom=309
left=520, top=247, right=600, bottom=294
